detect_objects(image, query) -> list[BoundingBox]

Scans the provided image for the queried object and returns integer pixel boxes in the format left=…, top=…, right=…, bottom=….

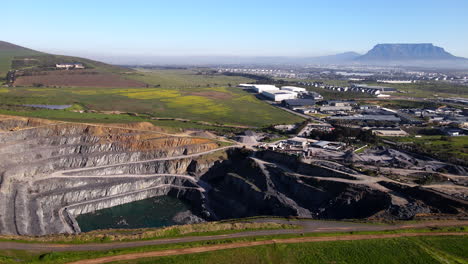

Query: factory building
left=372, top=128, right=408, bottom=137
left=251, top=84, right=280, bottom=93
left=238, top=84, right=255, bottom=88
left=307, top=91, right=323, bottom=101
left=262, top=90, right=297, bottom=101
left=329, top=115, right=401, bottom=122
left=319, top=105, right=353, bottom=112
left=281, top=86, right=307, bottom=93
left=283, top=99, right=315, bottom=110
left=352, top=84, right=398, bottom=93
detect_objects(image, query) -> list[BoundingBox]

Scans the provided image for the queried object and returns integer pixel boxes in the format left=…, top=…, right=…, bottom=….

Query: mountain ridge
left=357, top=43, right=464, bottom=61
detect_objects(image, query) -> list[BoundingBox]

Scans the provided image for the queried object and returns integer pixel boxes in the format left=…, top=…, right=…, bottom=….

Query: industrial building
left=319, top=105, right=353, bottom=113
left=55, top=63, right=85, bottom=69
left=307, top=91, right=323, bottom=101
left=324, top=100, right=356, bottom=107
left=238, top=84, right=255, bottom=88
left=262, top=90, right=297, bottom=101
left=352, top=84, right=398, bottom=93
left=311, top=141, right=345, bottom=150
left=283, top=99, right=315, bottom=110
left=372, top=128, right=408, bottom=137
left=286, top=137, right=309, bottom=148
left=329, top=115, right=401, bottom=122
left=281, top=86, right=307, bottom=93
left=251, top=84, right=280, bottom=93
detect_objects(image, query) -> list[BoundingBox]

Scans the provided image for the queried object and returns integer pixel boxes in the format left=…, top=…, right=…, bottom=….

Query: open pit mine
left=0, top=115, right=467, bottom=236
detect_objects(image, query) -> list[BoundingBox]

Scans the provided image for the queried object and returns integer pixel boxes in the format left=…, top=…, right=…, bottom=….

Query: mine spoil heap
left=0, top=115, right=467, bottom=236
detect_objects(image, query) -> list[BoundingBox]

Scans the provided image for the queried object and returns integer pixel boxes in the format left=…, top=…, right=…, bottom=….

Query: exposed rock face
left=200, top=150, right=467, bottom=221
left=1, top=115, right=466, bottom=236
left=0, top=116, right=220, bottom=235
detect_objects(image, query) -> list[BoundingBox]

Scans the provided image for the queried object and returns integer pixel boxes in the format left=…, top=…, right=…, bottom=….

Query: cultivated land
left=1, top=82, right=303, bottom=127
left=13, top=70, right=147, bottom=88
left=103, top=235, right=468, bottom=264
left=2, top=42, right=303, bottom=128
left=0, top=42, right=43, bottom=77
left=362, top=81, right=468, bottom=98
left=0, top=221, right=466, bottom=264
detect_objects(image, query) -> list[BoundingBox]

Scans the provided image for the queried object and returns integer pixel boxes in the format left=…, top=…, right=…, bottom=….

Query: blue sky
left=4, top=0, right=468, bottom=58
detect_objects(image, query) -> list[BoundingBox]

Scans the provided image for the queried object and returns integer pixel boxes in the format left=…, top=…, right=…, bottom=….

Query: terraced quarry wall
left=0, top=116, right=222, bottom=235
left=0, top=115, right=466, bottom=236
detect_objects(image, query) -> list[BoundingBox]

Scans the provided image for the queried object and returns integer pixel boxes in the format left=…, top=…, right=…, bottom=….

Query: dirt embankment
left=13, top=70, right=147, bottom=88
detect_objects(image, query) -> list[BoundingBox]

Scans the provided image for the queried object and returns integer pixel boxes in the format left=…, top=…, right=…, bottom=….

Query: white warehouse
left=262, top=90, right=297, bottom=101
left=238, top=84, right=255, bottom=88
left=251, top=84, right=280, bottom=93
left=281, top=86, right=307, bottom=93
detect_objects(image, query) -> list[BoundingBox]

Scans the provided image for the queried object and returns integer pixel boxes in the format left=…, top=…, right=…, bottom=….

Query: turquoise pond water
left=76, top=196, right=192, bottom=232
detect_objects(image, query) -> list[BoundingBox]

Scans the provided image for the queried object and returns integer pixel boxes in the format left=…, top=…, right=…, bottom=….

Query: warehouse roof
left=283, top=99, right=316, bottom=106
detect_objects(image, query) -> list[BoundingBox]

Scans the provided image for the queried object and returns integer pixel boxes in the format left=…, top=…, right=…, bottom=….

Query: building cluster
left=441, top=98, right=468, bottom=106
left=218, top=68, right=303, bottom=79
left=400, top=106, right=468, bottom=128
left=259, top=137, right=346, bottom=156
left=298, top=82, right=397, bottom=97
left=55, top=63, right=85, bottom=69
left=376, top=79, right=414, bottom=84
left=239, top=84, right=317, bottom=102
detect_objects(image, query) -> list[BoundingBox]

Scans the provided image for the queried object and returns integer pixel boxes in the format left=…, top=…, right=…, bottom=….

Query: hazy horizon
left=4, top=0, right=468, bottom=62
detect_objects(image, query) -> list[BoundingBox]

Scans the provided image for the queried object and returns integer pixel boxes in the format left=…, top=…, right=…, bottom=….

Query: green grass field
left=1, top=78, right=303, bottom=127
left=125, top=69, right=253, bottom=88
left=122, top=236, right=468, bottom=264
left=386, top=135, right=468, bottom=163
left=0, top=49, right=43, bottom=77
left=279, top=78, right=468, bottom=100
left=362, top=81, right=468, bottom=98
left=0, top=221, right=296, bottom=244
left=0, top=234, right=465, bottom=264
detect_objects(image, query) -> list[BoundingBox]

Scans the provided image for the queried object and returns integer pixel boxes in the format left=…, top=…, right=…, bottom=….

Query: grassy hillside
left=386, top=135, right=468, bottom=165
left=126, top=236, right=468, bottom=264
left=125, top=69, right=252, bottom=88
left=0, top=85, right=303, bottom=127
left=1, top=42, right=302, bottom=127
left=0, top=231, right=465, bottom=264
left=362, top=81, right=468, bottom=98
left=0, top=41, right=44, bottom=77
left=0, top=40, right=128, bottom=78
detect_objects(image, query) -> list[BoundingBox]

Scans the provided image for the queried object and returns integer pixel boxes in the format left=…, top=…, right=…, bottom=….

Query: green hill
left=0, top=40, right=127, bottom=79
left=0, top=41, right=44, bottom=77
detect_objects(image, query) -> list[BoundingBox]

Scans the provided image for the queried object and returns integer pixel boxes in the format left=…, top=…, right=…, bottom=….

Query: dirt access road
left=67, top=232, right=468, bottom=264
left=0, top=220, right=466, bottom=253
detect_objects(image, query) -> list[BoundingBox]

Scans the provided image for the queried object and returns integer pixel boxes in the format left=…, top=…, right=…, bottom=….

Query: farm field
left=124, top=69, right=254, bottom=88
left=0, top=47, right=43, bottom=78
left=13, top=70, right=146, bottom=88
left=0, top=224, right=466, bottom=264
left=362, top=81, right=468, bottom=98
left=70, top=236, right=468, bottom=264
left=2, top=70, right=303, bottom=127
